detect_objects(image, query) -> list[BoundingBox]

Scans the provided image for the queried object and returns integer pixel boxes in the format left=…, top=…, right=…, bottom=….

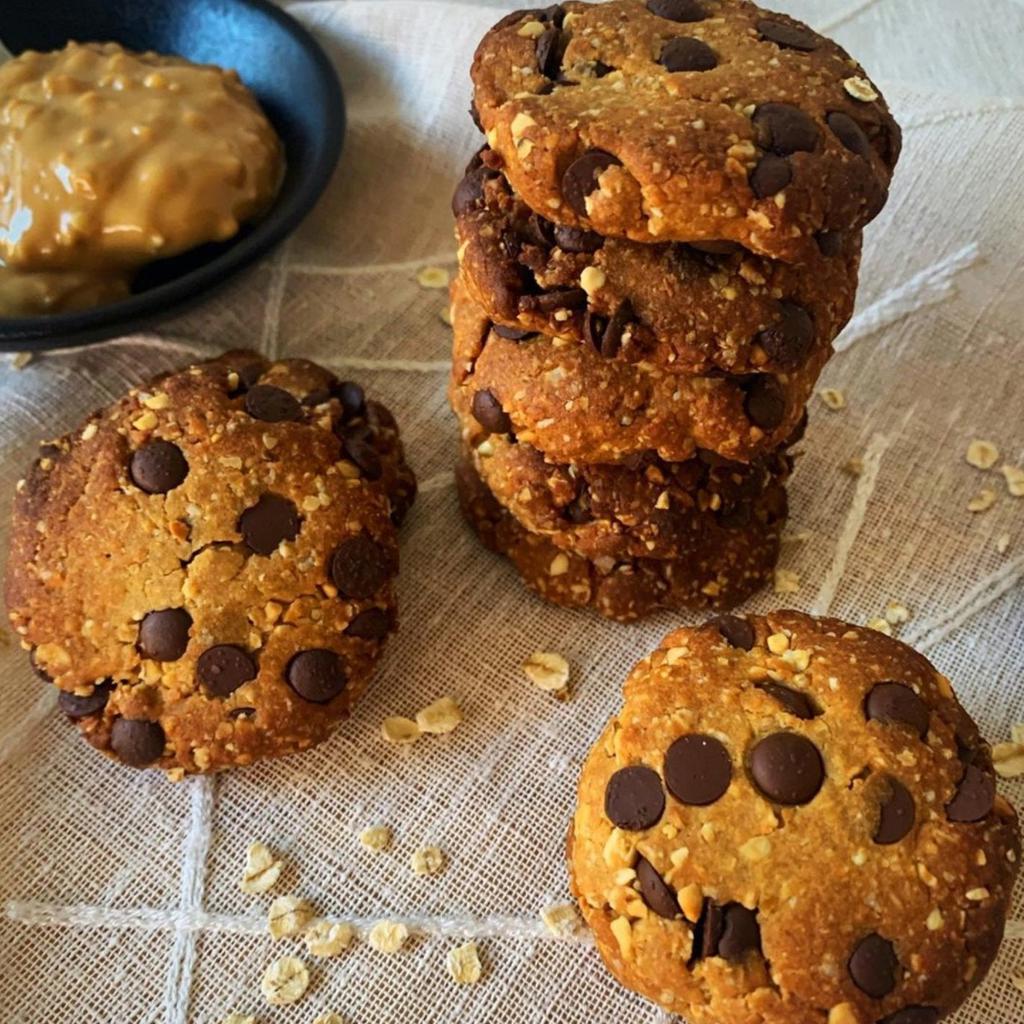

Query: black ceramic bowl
left=0, top=0, right=344, bottom=350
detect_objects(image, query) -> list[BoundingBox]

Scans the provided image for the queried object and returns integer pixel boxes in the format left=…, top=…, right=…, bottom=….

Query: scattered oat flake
left=304, top=920, right=355, bottom=958
left=368, top=920, right=409, bottom=954
left=1012, top=723, right=1024, bottom=745
left=522, top=651, right=571, bottom=693
left=219, top=1015, right=255, bottom=1024
left=416, top=696, right=463, bottom=734
left=965, top=439, right=1000, bottom=470
left=1012, top=973, right=1024, bottom=995
left=782, top=530, right=812, bottom=544
left=996, top=533, right=1011, bottom=554
left=359, top=825, right=392, bottom=853
left=240, top=841, right=283, bottom=895
left=819, top=387, right=846, bottom=411
left=540, top=903, right=582, bottom=938
left=380, top=715, right=420, bottom=744
left=312, top=1014, right=346, bottom=1024
left=967, top=488, right=997, bottom=513
left=447, top=942, right=483, bottom=985
left=410, top=845, right=446, bottom=877
left=841, top=456, right=864, bottom=478
left=884, top=600, right=910, bottom=626
left=439, top=305, right=453, bottom=326
left=260, top=956, right=309, bottom=1006
left=268, top=895, right=315, bottom=940
left=1002, top=464, right=1024, bottom=497
left=11, top=351, right=33, bottom=370
left=866, top=617, right=893, bottom=636
left=773, top=568, right=800, bottom=595
left=416, top=265, right=450, bottom=289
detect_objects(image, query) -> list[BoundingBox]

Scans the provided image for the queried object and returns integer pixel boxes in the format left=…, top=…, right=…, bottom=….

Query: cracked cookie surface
left=455, top=156, right=860, bottom=374
left=471, top=0, right=900, bottom=263
left=5, top=351, right=416, bottom=775
left=570, top=611, right=1020, bottom=1023
left=456, top=455, right=781, bottom=620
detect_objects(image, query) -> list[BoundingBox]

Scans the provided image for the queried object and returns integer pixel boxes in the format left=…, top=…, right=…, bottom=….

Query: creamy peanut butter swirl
left=0, top=41, right=284, bottom=315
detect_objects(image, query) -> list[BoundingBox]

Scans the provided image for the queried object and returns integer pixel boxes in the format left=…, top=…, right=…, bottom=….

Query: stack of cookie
left=449, top=0, right=900, bottom=621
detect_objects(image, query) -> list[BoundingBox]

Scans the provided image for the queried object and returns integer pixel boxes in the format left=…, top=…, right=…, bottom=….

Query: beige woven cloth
left=1, top=2, right=1022, bottom=1021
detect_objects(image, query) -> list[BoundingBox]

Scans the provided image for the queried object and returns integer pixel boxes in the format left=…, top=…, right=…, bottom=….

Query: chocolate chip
left=689, top=240, right=744, bottom=256
left=286, top=649, right=348, bottom=703
left=636, top=856, right=679, bottom=918
left=59, top=681, right=113, bottom=719
left=493, top=324, right=533, bottom=340
left=756, top=18, right=820, bottom=51
left=197, top=645, right=257, bottom=698
left=553, top=224, right=602, bottom=253
left=523, top=287, right=588, bottom=314
left=756, top=682, right=819, bottom=721
left=471, top=389, right=513, bottom=434
left=711, top=614, right=755, bottom=650
left=664, top=734, right=732, bottom=805
left=453, top=166, right=492, bottom=216
left=238, top=494, right=300, bottom=555
left=757, top=302, right=815, bottom=368
left=647, top=0, right=706, bottom=22
left=744, top=376, right=786, bottom=430
left=564, top=486, right=593, bottom=524
left=561, top=150, right=621, bottom=216
left=875, top=776, right=916, bottom=844
left=946, top=763, right=995, bottom=823
left=345, top=606, right=393, bottom=640
left=878, top=1009, right=940, bottom=1024
left=244, top=384, right=302, bottom=423
left=604, top=764, right=665, bottom=830
left=342, top=434, right=383, bottom=481
left=828, top=111, right=871, bottom=158
left=848, top=933, right=899, bottom=998
left=129, top=440, right=189, bottom=495
left=110, top=718, right=166, bottom=767
left=718, top=904, right=761, bottom=960
left=524, top=213, right=556, bottom=247
left=30, top=654, right=51, bottom=682
left=752, top=103, right=820, bottom=155
left=816, top=231, right=843, bottom=257
left=333, top=380, right=367, bottom=421
left=302, top=387, right=332, bottom=407
left=138, top=608, right=192, bottom=662
left=864, top=682, right=930, bottom=739
left=659, top=36, right=717, bottom=72
left=330, top=534, right=392, bottom=599
left=228, top=706, right=256, bottom=720
left=536, top=26, right=567, bottom=78
left=749, top=154, right=792, bottom=198
left=585, top=300, right=633, bottom=358
left=749, top=732, right=824, bottom=805
left=227, top=360, right=265, bottom=395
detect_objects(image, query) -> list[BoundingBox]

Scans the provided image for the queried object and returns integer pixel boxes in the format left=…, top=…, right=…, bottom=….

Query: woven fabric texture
left=0, top=2, right=1022, bottom=1022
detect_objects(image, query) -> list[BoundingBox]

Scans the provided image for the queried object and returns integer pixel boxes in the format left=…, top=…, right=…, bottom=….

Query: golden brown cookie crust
left=462, top=422, right=791, bottom=560
left=570, top=611, right=1020, bottom=1023
left=456, top=455, right=781, bottom=620
left=472, top=0, right=900, bottom=262
left=5, top=352, right=416, bottom=775
left=450, top=274, right=821, bottom=464
left=455, top=157, right=861, bottom=374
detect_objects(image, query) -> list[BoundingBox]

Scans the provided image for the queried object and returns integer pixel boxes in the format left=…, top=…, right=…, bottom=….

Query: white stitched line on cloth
left=810, top=432, right=891, bottom=616
left=816, top=0, right=883, bottom=32
left=3, top=899, right=592, bottom=945
left=903, top=101, right=1024, bottom=132
left=418, top=470, right=455, bottom=494
left=835, top=244, right=981, bottom=354
left=162, top=777, right=216, bottom=1024
left=327, top=356, right=449, bottom=372
left=0, top=689, right=55, bottom=764
left=289, top=253, right=456, bottom=278
left=260, top=238, right=292, bottom=360
left=904, top=554, right=1024, bottom=653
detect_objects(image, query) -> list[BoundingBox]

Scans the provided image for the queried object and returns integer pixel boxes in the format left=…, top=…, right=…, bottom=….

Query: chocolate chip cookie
left=455, top=155, right=860, bottom=373
left=450, top=275, right=820, bottom=464
left=471, top=0, right=900, bottom=263
left=570, top=611, right=1020, bottom=1022
left=462, top=423, right=792, bottom=560
left=5, top=352, right=416, bottom=774
left=456, top=456, right=782, bottom=620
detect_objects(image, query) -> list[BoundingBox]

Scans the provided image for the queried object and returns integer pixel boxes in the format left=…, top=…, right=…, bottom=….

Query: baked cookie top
left=5, top=352, right=416, bottom=775
left=450, top=275, right=820, bottom=464
left=455, top=152, right=860, bottom=374
left=570, top=611, right=1020, bottom=1023
left=471, top=0, right=900, bottom=262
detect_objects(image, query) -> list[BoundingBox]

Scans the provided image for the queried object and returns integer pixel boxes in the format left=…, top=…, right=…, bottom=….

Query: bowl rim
left=0, top=0, right=345, bottom=350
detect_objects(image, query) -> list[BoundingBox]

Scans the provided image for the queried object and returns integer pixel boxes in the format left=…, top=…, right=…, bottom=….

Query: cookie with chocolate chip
left=5, top=351, right=416, bottom=774
left=450, top=274, right=821, bottom=464
left=461, top=423, right=792, bottom=560
left=471, top=0, right=900, bottom=263
left=455, top=157, right=860, bottom=373
left=570, top=611, right=1019, bottom=1023
left=456, top=455, right=782, bottom=620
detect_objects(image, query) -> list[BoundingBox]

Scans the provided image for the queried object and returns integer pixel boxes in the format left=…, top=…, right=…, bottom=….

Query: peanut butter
left=0, top=41, right=284, bottom=316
